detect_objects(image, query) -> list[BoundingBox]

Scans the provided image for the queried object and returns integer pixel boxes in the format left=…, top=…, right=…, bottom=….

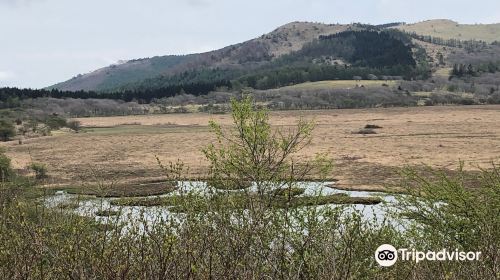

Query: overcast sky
left=1, top=0, right=499, bottom=89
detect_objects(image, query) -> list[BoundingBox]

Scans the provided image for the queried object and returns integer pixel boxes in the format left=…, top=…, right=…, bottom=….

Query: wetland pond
left=45, top=181, right=403, bottom=226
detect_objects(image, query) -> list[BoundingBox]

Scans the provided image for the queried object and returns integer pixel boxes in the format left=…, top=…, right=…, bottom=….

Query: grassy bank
left=110, top=192, right=382, bottom=212
left=60, top=181, right=177, bottom=197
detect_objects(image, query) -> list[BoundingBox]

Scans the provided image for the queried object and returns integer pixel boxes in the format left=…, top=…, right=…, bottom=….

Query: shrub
left=0, top=120, right=15, bottom=141
left=29, top=119, right=38, bottom=133
left=203, top=96, right=332, bottom=190
left=424, top=99, right=434, bottom=106
left=459, top=98, right=475, bottom=105
left=67, top=120, right=82, bottom=132
left=30, top=163, right=48, bottom=179
left=39, top=126, right=52, bottom=136
left=447, top=84, right=459, bottom=92
left=354, top=128, right=377, bottom=134
left=44, top=115, right=67, bottom=130
left=364, top=124, right=383, bottom=129
left=272, top=187, right=306, bottom=198
left=0, top=148, right=12, bottom=181
left=396, top=164, right=500, bottom=279
left=173, top=106, right=189, bottom=113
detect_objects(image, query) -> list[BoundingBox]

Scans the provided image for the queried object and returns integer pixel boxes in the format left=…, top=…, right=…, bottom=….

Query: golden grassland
left=3, top=105, right=500, bottom=192
left=397, top=19, right=500, bottom=43
left=277, top=80, right=396, bottom=90
left=434, top=67, right=452, bottom=78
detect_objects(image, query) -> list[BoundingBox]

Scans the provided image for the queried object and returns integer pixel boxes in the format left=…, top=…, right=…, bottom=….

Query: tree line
left=0, top=78, right=231, bottom=106
left=406, top=32, right=488, bottom=51
left=231, top=30, right=425, bottom=89
left=451, top=61, right=500, bottom=78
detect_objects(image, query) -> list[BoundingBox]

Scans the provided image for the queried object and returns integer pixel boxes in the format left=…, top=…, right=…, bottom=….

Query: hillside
left=50, top=22, right=353, bottom=92
left=48, top=19, right=500, bottom=94
left=396, top=19, right=500, bottom=43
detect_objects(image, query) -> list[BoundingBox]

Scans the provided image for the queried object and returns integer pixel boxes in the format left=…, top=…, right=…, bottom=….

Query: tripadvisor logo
left=375, top=244, right=398, bottom=267
left=375, top=244, right=481, bottom=267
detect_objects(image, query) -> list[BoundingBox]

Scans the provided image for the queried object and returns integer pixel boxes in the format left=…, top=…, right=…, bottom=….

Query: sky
left=1, top=0, right=500, bottom=89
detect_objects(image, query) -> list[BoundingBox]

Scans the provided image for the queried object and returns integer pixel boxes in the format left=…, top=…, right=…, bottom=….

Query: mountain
left=48, top=19, right=500, bottom=94
left=395, top=19, right=500, bottom=43
left=49, top=22, right=355, bottom=92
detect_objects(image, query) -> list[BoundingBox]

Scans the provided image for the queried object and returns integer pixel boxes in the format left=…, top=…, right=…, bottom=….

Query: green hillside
left=116, top=30, right=422, bottom=94
left=49, top=22, right=351, bottom=92
left=47, top=19, right=500, bottom=95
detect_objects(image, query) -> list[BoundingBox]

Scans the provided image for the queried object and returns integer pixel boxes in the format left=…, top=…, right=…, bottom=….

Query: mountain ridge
left=49, top=19, right=500, bottom=92
left=49, top=21, right=355, bottom=91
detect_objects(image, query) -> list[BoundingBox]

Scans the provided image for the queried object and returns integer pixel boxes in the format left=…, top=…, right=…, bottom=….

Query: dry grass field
left=277, top=80, right=396, bottom=90
left=397, top=19, right=500, bottom=43
left=3, top=105, right=500, bottom=192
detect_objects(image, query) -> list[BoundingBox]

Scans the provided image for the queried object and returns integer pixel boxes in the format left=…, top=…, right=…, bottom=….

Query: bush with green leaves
left=0, top=148, right=12, bottom=181
left=394, top=164, right=500, bottom=278
left=44, top=115, right=67, bottom=130
left=29, top=162, right=48, bottom=179
left=0, top=120, right=15, bottom=141
left=203, top=95, right=332, bottom=193
left=67, top=120, right=82, bottom=132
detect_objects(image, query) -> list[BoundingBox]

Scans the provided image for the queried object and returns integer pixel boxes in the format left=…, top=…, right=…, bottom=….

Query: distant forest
left=405, top=32, right=489, bottom=51
left=235, top=30, right=423, bottom=89
left=0, top=79, right=231, bottom=106
left=128, top=30, right=425, bottom=91
left=451, top=62, right=500, bottom=77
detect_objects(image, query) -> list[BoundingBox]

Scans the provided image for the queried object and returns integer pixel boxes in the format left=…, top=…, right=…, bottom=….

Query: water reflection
left=45, top=181, right=401, bottom=226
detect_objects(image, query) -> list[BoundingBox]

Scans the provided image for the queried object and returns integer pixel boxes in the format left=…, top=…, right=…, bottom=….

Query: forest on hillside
left=1, top=30, right=428, bottom=104
left=125, top=30, right=427, bottom=92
